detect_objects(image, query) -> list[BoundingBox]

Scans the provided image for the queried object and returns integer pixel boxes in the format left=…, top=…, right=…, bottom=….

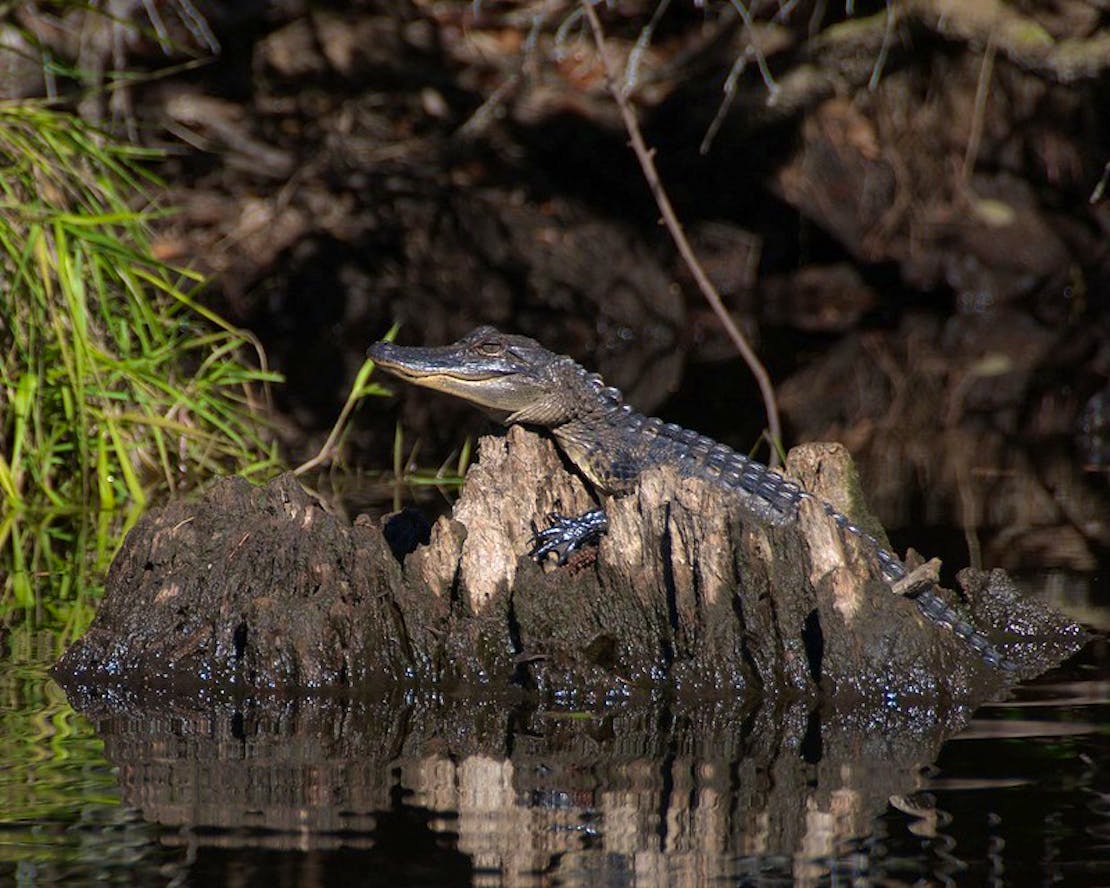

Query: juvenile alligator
left=368, top=326, right=1011, bottom=670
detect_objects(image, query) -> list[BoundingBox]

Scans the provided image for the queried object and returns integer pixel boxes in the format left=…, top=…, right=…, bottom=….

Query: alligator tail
left=813, top=496, right=1014, bottom=671
left=911, top=585, right=1013, bottom=670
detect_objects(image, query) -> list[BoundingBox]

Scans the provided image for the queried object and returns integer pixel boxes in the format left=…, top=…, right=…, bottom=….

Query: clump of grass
left=0, top=102, right=280, bottom=617
left=296, top=326, right=469, bottom=514
left=294, top=325, right=401, bottom=478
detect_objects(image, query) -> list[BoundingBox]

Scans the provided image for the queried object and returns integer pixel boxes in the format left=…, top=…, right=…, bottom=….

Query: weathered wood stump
left=55, top=426, right=1086, bottom=704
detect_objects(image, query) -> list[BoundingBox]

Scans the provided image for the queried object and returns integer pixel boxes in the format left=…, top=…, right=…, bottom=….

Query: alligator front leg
left=529, top=508, right=610, bottom=565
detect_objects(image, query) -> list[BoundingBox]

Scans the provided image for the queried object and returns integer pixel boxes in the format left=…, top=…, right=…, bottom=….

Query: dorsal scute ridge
left=578, top=366, right=624, bottom=408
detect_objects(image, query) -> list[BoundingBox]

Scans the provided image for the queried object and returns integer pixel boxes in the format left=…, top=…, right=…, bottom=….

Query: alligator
left=367, top=326, right=1012, bottom=670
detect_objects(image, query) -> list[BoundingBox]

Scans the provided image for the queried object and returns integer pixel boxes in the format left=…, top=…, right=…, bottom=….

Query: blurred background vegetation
left=1, top=0, right=1106, bottom=638
left=0, top=3, right=282, bottom=634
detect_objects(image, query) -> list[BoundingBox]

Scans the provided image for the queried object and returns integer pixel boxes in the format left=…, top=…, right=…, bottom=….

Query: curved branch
left=580, top=1, right=783, bottom=459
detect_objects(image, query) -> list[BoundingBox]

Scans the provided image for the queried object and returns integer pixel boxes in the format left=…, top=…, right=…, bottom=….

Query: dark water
left=2, top=580, right=1107, bottom=888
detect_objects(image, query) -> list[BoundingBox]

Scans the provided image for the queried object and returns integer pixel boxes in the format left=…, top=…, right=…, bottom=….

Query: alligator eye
left=474, top=341, right=504, bottom=357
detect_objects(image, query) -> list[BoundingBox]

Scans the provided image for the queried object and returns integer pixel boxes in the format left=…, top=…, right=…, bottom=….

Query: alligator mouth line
left=367, top=343, right=508, bottom=384
left=375, top=364, right=502, bottom=384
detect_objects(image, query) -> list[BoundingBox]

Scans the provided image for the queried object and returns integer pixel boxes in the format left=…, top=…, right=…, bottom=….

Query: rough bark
left=56, top=426, right=1086, bottom=704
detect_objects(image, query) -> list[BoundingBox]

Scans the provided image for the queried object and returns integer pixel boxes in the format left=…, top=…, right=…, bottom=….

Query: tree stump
left=56, top=426, right=1087, bottom=705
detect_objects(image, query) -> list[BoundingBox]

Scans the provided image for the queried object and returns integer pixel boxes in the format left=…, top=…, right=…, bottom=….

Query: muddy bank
left=55, top=427, right=1086, bottom=704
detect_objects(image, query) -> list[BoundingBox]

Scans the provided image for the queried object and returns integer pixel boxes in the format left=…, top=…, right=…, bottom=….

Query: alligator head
left=367, top=326, right=614, bottom=427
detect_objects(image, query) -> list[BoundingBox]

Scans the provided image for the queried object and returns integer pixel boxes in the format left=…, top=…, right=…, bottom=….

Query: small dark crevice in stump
left=802, top=609, right=824, bottom=683
left=233, top=621, right=248, bottom=661
left=800, top=708, right=823, bottom=765
left=506, top=593, right=535, bottom=690
left=382, top=507, right=432, bottom=562
left=731, top=591, right=763, bottom=695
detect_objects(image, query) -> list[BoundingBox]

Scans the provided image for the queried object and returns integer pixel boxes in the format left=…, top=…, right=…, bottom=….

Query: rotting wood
left=55, top=426, right=1087, bottom=704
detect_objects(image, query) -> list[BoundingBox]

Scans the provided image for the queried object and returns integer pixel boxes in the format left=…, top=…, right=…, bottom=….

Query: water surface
left=2, top=585, right=1106, bottom=887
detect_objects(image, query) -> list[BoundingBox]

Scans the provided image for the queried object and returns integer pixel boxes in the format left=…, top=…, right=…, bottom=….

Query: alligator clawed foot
left=529, top=508, right=610, bottom=565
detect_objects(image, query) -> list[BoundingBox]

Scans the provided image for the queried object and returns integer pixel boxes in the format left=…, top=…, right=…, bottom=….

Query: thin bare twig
left=580, top=1, right=782, bottom=459
left=724, top=0, right=779, bottom=102
left=624, top=0, right=673, bottom=92
left=962, top=34, right=996, bottom=187
left=867, top=0, right=895, bottom=91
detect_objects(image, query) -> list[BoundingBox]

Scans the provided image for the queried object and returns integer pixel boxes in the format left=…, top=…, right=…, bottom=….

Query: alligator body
left=368, top=326, right=1010, bottom=670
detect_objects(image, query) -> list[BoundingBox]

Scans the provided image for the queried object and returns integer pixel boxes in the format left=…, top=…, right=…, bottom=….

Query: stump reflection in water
left=65, top=688, right=975, bottom=886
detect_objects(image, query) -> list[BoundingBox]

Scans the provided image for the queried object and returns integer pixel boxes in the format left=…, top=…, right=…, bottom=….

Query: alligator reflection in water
left=62, top=685, right=980, bottom=884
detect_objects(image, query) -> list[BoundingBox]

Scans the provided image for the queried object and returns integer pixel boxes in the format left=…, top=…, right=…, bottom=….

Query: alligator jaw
left=367, top=340, right=505, bottom=381
left=367, top=333, right=552, bottom=415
